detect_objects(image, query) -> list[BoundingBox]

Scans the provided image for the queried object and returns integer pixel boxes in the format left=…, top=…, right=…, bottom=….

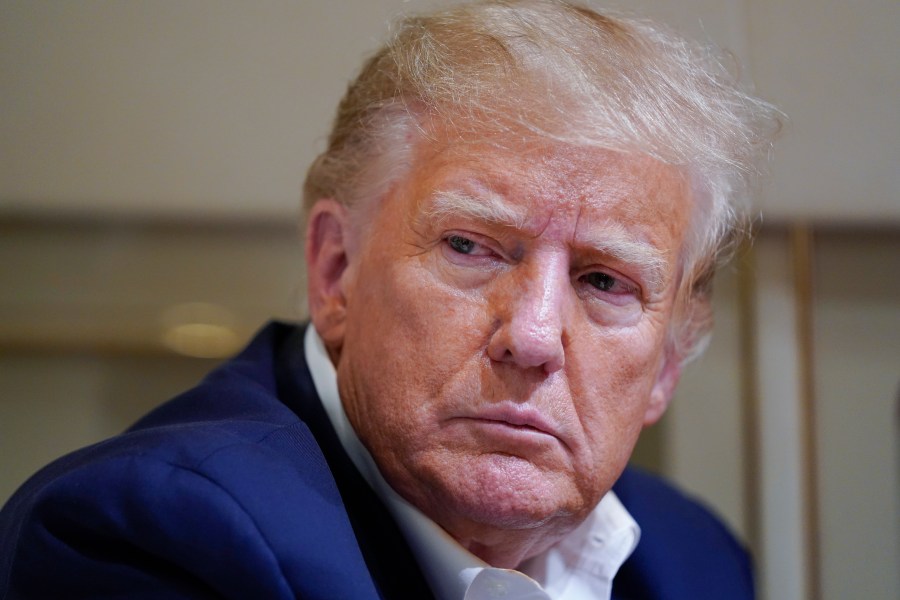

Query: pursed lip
left=455, top=402, right=564, bottom=441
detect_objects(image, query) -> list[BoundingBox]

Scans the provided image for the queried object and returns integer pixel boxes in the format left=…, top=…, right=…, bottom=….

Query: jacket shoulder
left=612, top=467, right=755, bottom=600
left=0, top=323, right=380, bottom=599
left=1, top=417, right=378, bottom=600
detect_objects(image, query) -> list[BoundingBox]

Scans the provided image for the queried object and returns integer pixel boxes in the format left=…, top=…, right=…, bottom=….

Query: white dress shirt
left=304, top=327, right=640, bottom=600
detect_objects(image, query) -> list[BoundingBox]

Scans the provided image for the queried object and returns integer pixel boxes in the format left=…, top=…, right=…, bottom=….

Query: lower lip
left=464, top=418, right=559, bottom=445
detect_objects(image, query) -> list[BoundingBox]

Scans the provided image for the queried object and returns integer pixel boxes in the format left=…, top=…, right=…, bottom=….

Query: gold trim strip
left=736, top=238, right=761, bottom=556
left=792, top=224, right=821, bottom=600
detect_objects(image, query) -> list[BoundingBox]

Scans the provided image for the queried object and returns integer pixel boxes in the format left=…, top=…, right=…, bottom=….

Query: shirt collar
left=519, top=492, right=640, bottom=598
left=303, top=326, right=639, bottom=600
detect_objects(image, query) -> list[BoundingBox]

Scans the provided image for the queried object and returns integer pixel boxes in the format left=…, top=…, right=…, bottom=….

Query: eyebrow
left=422, top=189, right=528, bottom=229
left=422, top=189, right=670, bottom=291
left=577, top=221, right=670, bottom=291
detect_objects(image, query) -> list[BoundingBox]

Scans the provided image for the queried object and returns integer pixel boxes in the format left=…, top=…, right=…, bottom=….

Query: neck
left=449, top=517, right=579, bottom=569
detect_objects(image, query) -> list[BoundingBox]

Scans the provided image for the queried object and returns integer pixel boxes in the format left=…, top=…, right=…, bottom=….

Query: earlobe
left=305, top=199, right=352, bottom=354
left=644, top=350, right=682, bottom=425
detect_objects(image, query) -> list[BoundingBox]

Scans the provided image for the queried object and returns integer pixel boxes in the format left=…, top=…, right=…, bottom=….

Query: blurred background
left=1, top=1, right=897, bottom=598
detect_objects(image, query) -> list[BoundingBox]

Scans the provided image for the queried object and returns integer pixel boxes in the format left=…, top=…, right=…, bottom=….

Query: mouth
left=455, top=403, right=562, bottom=443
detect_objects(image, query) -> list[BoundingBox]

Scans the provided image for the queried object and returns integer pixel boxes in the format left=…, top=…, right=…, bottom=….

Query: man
left=0, top=1, right=779, bottom=598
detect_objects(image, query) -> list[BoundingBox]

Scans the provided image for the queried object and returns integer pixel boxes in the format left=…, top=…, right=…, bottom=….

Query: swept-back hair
left=303, top=0, right=782, bottom=362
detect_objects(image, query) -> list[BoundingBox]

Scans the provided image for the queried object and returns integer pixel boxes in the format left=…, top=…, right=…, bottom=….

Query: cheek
left=571, top=327, right=665, bottom=445
left=388, top=259, right=494, bottom=353
left=343, top=260, right=491, bottom=421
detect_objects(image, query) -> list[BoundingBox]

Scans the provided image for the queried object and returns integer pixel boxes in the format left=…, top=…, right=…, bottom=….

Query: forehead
left=404, top=131, right=693, bottom=244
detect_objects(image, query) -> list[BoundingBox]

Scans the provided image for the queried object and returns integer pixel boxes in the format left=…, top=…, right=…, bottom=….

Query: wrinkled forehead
left=408, top=125, right=694, bottom=232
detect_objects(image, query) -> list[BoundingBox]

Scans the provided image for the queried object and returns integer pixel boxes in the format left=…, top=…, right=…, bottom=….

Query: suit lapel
left=274, top=325, right=435, bottom=600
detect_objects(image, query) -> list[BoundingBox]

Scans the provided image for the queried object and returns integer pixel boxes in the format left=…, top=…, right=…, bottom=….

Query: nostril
left=486, top=333, right=514, bottom=364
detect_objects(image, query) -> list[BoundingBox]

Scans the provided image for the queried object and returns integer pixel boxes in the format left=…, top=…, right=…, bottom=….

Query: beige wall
left=1, top=0, right=897, bottom=222
left=813, top=232, right=900, bottom=599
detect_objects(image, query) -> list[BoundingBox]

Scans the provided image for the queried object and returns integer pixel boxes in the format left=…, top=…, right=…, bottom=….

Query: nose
left=486, top=256, right=569, bottom=374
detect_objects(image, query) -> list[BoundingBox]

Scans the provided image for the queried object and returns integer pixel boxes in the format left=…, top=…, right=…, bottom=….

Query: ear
left=644, top=348, right=682, bottom=425
left=305, top=199, right=352, bottom=355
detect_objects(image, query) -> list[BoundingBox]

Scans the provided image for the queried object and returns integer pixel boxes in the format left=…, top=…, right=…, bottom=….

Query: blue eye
left=447, top=235, right=477, bottom=254
left=583, top=272, right=617, bottom=292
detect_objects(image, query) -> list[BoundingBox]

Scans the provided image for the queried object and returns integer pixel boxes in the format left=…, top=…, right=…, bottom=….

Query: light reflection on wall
left=160, top=302, right=242, bottom=359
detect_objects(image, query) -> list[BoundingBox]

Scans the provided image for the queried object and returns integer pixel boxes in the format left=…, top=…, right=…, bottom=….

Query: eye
left=443, top=233, right=497, bottom=259
left=583, top=272, right=616, bottom=291
left=447, top=234, right=477, bottom=255
left=581, top=271, right=635, bottom=296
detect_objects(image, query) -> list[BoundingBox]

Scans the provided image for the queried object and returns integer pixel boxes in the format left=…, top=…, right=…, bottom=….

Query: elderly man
left=0, top=1, right=779, bottom=598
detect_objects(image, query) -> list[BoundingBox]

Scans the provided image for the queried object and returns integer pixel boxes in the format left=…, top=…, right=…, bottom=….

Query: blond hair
left=303, top=0, right=782, bottom=362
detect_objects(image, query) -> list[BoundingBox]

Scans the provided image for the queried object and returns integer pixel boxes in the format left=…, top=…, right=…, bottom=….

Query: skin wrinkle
left=308, top=125, right=692, bottom=568
left=424, top=178, right=669, bottom=296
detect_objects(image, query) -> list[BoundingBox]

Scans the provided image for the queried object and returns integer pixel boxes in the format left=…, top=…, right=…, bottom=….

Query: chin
left=434, top=452, right=586, bottom=531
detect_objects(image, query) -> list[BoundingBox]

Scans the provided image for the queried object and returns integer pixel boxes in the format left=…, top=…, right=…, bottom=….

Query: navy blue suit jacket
left=0, top=323, right=754, bottom=599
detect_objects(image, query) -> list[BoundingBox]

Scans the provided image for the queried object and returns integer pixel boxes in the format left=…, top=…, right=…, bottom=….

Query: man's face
left=310, top=130, right=692, bottom=560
